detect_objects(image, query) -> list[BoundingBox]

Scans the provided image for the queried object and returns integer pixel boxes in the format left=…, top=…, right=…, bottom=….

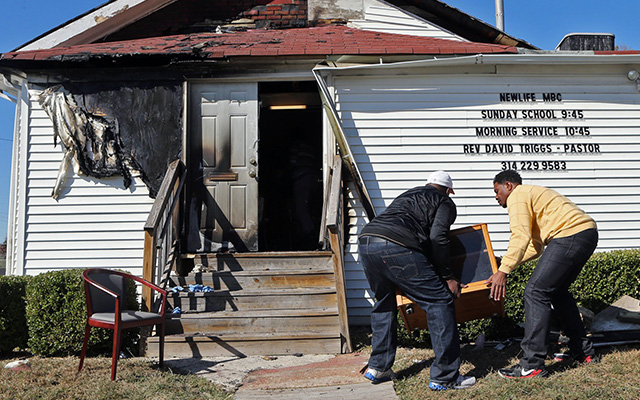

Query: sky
left=0, top=0, right=639, bottom=244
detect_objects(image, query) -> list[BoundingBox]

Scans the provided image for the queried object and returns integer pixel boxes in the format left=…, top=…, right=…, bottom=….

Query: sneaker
left=498, top=364, right=548, bottom=379
left=363, top=367, right=396, bottom=384
left=429, top=374, right=477, bottom=391
left=577, top=354, right=599, bottom=365
left=553, top=353, right=570, bottom=362
left=553, top=353, right=599, bottom=365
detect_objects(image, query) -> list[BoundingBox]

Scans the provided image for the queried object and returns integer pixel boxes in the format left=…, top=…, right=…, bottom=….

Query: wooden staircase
left=147, top=251, right=343, bottom=357
left=143, top=157, right=350, bottom=358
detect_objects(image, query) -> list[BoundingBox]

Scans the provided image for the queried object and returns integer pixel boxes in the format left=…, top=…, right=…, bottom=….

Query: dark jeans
left=358, top=236, right=461, bottom=384
left=520, top=228, right=598, bottom=369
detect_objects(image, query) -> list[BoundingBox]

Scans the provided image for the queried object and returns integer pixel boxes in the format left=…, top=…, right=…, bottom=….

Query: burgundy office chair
left=78, top=268, right=167, bottom=380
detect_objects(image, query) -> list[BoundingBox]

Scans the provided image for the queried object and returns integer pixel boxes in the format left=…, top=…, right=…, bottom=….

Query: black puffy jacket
left=360, top=185, right=457, bottom=278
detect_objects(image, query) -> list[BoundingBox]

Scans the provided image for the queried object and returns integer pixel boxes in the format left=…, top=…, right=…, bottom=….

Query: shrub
left=572, top=249, right=640, bottom=313
left=397, top=312, right=431, bottom=348
left=0, top=275, right=31, bottom=353
left=399, top=249, right=640, bottom=344
left=25, top=269, right=139, bottom=357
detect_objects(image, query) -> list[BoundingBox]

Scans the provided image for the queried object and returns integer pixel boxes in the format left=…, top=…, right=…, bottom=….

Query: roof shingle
left=1, top=25, right=517, bottom=62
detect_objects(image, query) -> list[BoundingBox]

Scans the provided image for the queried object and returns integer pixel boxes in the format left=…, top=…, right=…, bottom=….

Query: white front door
left=189, top=82, right=259, bottom=251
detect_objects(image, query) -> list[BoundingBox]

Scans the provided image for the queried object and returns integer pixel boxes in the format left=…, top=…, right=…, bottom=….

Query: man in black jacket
left=358, top=171, right=476, bottom=391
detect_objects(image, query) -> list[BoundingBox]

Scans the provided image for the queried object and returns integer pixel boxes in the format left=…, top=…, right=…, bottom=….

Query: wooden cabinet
left=396, top=223, right=504, bottom=332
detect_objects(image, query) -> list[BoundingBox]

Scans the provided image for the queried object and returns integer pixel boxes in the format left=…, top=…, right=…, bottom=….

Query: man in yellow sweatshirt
left=487, top=170, right=598, bottom=379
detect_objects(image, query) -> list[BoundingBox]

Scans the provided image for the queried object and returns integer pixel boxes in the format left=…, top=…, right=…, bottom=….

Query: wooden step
left=147, top=251, right=343, bottom=358
left=169, top=270, right=336, bottom=291
left=164, top=308, right=340, bottom=336
left=167, top=288, right=338, bottom=312
left=183, top=251, right=333, bottom=273
left=147, top=332, right=341, bottom=358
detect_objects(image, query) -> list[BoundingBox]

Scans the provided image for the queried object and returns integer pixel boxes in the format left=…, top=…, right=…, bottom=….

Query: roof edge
left=384, top=0, right=538, bottom=49
left=314, top=52, right=640, bottom=74
left=15, top=0, right=178, bottom=51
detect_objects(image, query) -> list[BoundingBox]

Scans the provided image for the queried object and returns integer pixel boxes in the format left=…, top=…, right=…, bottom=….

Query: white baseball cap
left=427, top=170, right=455, bottom=194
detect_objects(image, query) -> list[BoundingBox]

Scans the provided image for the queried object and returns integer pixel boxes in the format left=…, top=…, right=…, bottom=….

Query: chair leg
left=158, top=322, right=165, bottom=368
left=111, top=328, right=122, bottom=381
left=78, top=323, right=91, bottom=374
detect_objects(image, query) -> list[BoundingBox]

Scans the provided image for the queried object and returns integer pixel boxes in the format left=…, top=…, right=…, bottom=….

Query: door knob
left=248, top=170, right=256, bottom=178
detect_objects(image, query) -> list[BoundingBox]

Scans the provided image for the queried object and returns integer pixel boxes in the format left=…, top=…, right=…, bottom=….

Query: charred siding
left=66, top=81, right=183, bottom=197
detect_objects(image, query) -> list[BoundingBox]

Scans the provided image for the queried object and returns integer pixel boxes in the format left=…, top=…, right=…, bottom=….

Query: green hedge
left=572, top=250, right=640, bottom=312
left=399, top=249, right=640, bottom=345
left=25, top=269, right=139, bottom=357
left=0, top=275, right=31, bottom=353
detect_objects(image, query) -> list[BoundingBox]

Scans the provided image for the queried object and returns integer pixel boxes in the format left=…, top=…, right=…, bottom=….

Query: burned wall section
left=102, top=0, right=309, bottom=42
left=65, top=81, right=183, bottom=198
left=308, top=0, right=363, bottom=23
left=40, top=85, right=130, bottom=200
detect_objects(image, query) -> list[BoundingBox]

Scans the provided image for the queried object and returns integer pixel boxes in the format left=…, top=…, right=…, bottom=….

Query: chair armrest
left=125, top=274, right=168, bottom=314
left=130, top=275, right=167, bottom=295
left=85, top=279, right=120, bottom=299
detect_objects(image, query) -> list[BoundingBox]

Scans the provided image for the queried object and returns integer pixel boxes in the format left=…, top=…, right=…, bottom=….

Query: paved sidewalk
left=164, top=352, right=399, bottom=399
left=234, top=381, right=397, bottom=399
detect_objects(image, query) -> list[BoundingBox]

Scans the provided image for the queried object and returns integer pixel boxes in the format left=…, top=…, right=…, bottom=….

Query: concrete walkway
left=234, top=381, right=397, bottom=399
left=164, top=352, right=399, bottom=399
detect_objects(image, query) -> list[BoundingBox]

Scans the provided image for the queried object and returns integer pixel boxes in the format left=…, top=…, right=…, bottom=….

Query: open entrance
left=258, top=81, right=324, bottom=251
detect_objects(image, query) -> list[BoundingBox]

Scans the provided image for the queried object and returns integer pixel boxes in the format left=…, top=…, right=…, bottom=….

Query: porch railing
left=325, top=154, right=353, bottom=353
left=142, top=159, right=186, bottom=311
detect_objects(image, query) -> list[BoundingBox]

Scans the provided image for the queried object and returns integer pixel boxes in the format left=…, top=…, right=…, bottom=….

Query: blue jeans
left=358, top=236, right=461, bottom=384
left=520, top=229, right=598, bottom=369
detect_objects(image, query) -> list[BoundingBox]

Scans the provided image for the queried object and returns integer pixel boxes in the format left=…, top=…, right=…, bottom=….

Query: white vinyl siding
left=14, top=89, right=154, bottom=276
left=349, top=0, right=465, bottom=41
left=6, top=84, right=30, bottom=276
left=329, top=62, right=640, bottom=325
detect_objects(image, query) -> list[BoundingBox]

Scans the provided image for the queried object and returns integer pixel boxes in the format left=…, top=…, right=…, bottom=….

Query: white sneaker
left=364, top=367, right=396, bottom=383
left=452, top=374, right=476, bottom=389
left=429, top=374, right=476, bottom=390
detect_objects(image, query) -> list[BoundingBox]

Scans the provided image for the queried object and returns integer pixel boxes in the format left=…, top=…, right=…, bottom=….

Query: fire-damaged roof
left=14, top=0, right=534, bottom=52
left=1, top=25, right=517, bottom=67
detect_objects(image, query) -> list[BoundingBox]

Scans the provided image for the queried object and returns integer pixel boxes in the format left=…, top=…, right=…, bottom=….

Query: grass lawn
left=392, top=343, right=640, bottom=399
left=0, top=343, right=638, bottom=399
left=0, top=355, right=232, bottom=400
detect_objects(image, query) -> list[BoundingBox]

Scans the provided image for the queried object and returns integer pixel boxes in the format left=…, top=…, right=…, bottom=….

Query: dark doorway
left=258, top=81, right=324, bottom=251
